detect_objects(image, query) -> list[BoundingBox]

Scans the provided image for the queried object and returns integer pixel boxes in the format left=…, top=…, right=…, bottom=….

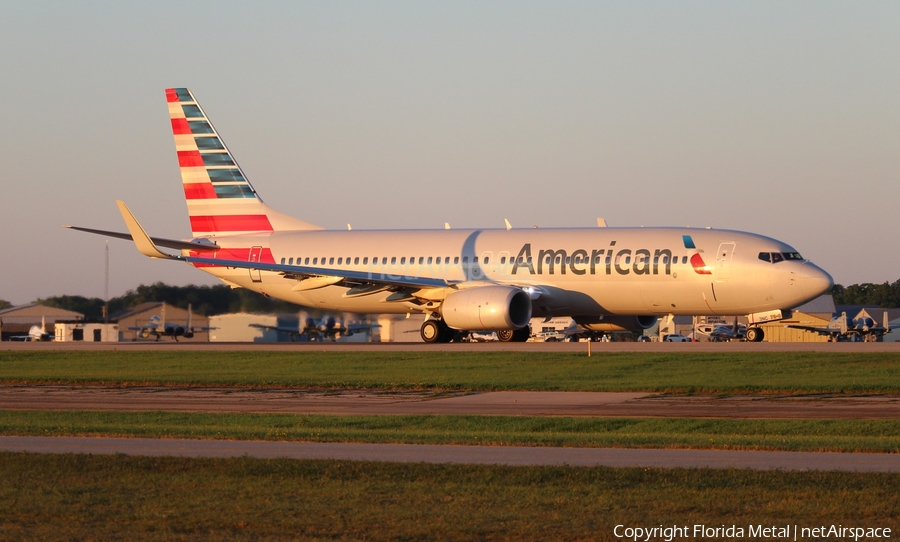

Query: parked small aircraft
left=128, top=304, right=210, bottom=341
left=11, top=317, right=54, bottom=342
left=788, top=311, right=890, bottom=342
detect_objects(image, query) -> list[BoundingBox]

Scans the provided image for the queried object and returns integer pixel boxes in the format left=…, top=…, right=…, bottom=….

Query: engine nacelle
left=574, top=315, right=658, bottom=333
left=442, top=286, right=533, bottom=331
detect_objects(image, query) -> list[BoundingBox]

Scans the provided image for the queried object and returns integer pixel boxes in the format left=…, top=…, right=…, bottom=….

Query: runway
left=3, top=340, right=900, bottom=352
left=2, top=435, right=898, bottom=472
left=2, top=386, right=900, bottom=419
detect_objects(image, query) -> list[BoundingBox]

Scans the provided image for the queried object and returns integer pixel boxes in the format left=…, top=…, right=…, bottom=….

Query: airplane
left=695, top=318, right=746, bottom=341
left=10, top=317, right=54, bottom=342
left=128, top=303, right=210, bottom=341
left=66, top=88, right=834, bottom=343
left=787, top=311, right=890, bottom=342
left=249, top=315, right=379, bottom=342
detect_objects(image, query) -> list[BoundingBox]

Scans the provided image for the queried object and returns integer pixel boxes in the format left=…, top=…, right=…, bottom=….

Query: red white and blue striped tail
left=166, top=88, right=321, bottom=237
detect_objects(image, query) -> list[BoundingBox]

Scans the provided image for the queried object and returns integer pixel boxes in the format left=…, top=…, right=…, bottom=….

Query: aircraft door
left=249, top=246, right=263, bottom=283
left=715, top=243, right=735, bottom=282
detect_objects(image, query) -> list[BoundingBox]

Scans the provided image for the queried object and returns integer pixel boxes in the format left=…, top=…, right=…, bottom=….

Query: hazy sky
left=1, top=1, right=898, bottom=305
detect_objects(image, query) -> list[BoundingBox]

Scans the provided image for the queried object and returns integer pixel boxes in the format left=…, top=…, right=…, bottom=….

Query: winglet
left=116, top=201, right=179, bottom=260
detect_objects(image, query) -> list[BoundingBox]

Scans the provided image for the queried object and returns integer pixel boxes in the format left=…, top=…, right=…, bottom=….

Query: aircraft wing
left=785, top=325, right=838, bottom=336
left=248, top=323, right=300, bottom=334
left=185, top=255, right=454, bottom=290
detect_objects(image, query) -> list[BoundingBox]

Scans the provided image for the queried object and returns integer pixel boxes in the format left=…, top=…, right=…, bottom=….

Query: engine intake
left=442, top=286, right=532, bottom=331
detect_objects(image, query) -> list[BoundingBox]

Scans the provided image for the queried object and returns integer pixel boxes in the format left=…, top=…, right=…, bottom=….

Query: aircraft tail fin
left=166, top=88, right=321, bottom=237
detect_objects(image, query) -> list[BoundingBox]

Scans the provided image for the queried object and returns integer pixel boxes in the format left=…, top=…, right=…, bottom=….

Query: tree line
left=29, top=282, right=303, bottom=321
left=4, top=279, right=900, bottom=321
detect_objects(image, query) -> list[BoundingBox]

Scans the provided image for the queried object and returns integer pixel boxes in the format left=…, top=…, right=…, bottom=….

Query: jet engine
left=574, top=315, right=658, bottom=333
left=441, top=286, right=533, bottom=331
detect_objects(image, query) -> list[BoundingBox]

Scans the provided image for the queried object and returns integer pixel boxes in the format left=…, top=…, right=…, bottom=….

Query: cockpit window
left=759, top=251, right=804, bottom=264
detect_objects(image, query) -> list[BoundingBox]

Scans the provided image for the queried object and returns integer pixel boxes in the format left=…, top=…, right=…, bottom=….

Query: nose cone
left=799, top=262, right=834, bottom=299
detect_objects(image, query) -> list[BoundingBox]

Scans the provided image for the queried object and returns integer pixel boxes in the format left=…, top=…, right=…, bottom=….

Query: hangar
left=0, top=304, right=84, bottom=341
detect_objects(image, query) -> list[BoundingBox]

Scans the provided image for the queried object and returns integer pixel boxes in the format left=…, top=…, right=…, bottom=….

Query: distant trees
left=831, top=280, right=900, bottom=308
left=36, top=282, right=303, bottom=320
left=0, top=299, right=11, bottom=310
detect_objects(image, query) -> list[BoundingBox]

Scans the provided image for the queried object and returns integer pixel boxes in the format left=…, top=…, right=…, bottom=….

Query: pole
left=104, top=241, right=109, bottom=325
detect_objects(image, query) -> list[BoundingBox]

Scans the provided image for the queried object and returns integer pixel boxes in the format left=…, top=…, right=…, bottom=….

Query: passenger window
left=682, top=256, right=688, bottom=264
left=463, top=257, right=469, bottom=263
left=436, top=257, right=442, bottom=264
left=354, top=257, right=359, bottom=265
left=427, top=257, right=433, bottom=264
left=304, top=258, right=309, bottom=265
left=329, top=257, right=334, bottom=265
left=288, top=258, right=293, bottom=265
left=280, top=258, right=285, bottom=264
left=484, top=257, right=490, bottom=264
left=391, top=257, right=397, bottom=264
left=363, top=257, right=368, bottom=265
left=454, top=257, right=459, bottom=264
left=337, top=257, right=343, bottom=265
left=500, top=257, right=506, bottom=264
left=382, top=257, right=387, bottom=265
left=418, top=257, right=424, bottom=265
left=313, top=258, right=318, bottom=265
left=400, top=257, right=406, bottom=265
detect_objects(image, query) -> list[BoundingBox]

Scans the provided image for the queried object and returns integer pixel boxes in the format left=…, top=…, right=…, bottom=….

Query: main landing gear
left=420, top=320, right=531, bottom=343
left=745, top=327, right=765, bottom=342
left=496, top=327, right=531, bottom=343
left=420, top=319, right=455, bottom=343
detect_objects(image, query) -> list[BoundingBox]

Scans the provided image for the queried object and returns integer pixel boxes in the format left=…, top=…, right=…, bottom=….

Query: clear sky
left=1, top=1, right=898, bottom=305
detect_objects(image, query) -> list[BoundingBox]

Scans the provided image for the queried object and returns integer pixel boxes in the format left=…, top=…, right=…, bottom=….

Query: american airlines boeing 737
left=68, top=88, right=834, bottom=343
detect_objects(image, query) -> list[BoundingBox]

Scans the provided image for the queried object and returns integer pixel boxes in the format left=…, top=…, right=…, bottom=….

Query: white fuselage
left=186, top=226, right=832, bottom=318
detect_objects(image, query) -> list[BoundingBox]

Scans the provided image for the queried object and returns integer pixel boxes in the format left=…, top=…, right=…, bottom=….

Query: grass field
left=2, top=410, right=900, bottom=453
left=2, top=350, right=900, bottom=393
left=1, top=453, right=897, bottom=541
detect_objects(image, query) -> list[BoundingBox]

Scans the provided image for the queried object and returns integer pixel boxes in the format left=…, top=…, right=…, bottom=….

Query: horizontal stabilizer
left=64, top=226, right=219, bottom=252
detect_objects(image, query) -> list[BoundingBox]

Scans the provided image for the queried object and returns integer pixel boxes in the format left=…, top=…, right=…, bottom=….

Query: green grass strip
left=3, top=350, right=900, bottom=392
left=2, top=453, right=898, bottom=541
left=3, top=410, right=900, bottom=453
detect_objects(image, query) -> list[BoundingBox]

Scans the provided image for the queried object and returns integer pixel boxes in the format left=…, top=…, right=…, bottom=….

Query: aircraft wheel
left=512, top=327, right=531, bottom=342
left=746, top=327, right=764, bottom=342
left=497, top=329, right=514, bottom=342
left=421, top=319, right=453, bottom=343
